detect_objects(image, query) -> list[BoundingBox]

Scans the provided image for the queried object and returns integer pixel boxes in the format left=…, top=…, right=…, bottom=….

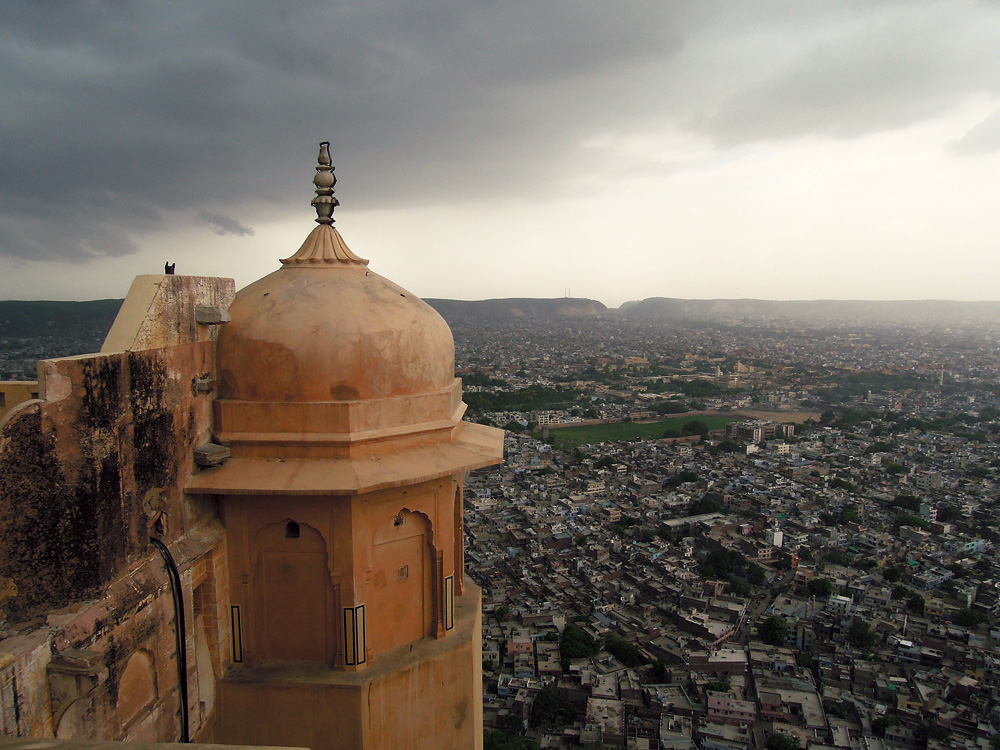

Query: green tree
left=700, top=545, right=752, bottom=581
left=847, top=620, right=878, bottom=650
left=653, top=401, right=688, bottom=415
left=530, top=685, right=559, bottom=728
left=682, top=419, right=710, bottom=437
left=605, top=634, right=643, bottom=667
left=893, top=513, right=929, bottom=530
left=891, top=494, right=920, bottom=512
left=916, top=723, right=950, bottom=742
left=829, top=477, right=857, bottom=492
left=866, top=441, right=895, bottom=454
left=838, top=508, right=860, bottom=525
left=485, top=729, right=540, bottom=750
left=954, top=608, right=985, bottom=628
left=688, top=496, right=724, bottom=516
left=807, top=578, right=833, bottom=597
left=666, top=469, right=699, bottom=487
left=485, top=712, right=539, bottom=750
left=871, top=715, right=897, bottom=738
left=759, top=616, right=790, bottom=646
left=882, top=566, right=901, bottom=583
left=765, top=732, right=801, bottom=750
left=704, top=674, right=732, bottom=693
left=715, top=439, right=742, bottom=453
left=824, top=548, right=849, bottom=566
left=730, top=579, right=751, bottom=597
left=796, top=652, right=816, bottom=672
left=937, top=505, right=962, bottom=523
left=560, top=624, right=599, bottom=665
left=652, top=659, right=671, bottom=683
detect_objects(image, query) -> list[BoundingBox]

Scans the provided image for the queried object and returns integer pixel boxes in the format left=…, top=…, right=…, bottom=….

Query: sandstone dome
left=211, top=143, right=463, bottom=457
left=217, top=142, right=454, bottom=405
left=187, top=143, right=503, bottom=494
left=217, top=255, right=455, bottom=404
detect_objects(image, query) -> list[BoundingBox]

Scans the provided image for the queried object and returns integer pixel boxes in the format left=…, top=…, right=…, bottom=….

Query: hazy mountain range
left=3, top=296, right=999, bottom=344
left=424, top=297, right=608, bottom=322
left=615, top=298, right=1000, bottom=326
left=0, top=299, right=123, bottom=339
left=426, top=297, right=1000, bottom=327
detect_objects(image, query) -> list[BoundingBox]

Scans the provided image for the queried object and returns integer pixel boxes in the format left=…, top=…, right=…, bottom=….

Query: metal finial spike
left=311, top=141, right=338, bottom=225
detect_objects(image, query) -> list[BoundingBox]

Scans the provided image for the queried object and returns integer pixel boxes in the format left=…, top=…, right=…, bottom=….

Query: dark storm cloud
left=1, top=0, right=998, bottom=262
left=0, top=1, right=693, bottom=261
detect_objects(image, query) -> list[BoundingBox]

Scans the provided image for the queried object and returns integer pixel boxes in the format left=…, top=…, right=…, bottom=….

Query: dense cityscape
left=455, top=316, right=1000, bottom=750
left=4, top=308, right=1000, bottom=750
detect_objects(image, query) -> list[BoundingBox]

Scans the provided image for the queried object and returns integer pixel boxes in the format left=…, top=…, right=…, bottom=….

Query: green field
left=536, top=414, right=736, bottom=449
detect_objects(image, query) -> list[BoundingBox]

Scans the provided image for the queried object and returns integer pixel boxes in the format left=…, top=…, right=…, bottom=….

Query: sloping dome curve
left=217, top=264, right=455, bottom=404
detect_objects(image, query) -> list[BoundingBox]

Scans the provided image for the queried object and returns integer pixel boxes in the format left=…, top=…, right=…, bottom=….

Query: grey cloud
left=949, top=109, right=1000, bottom=154
left=1, top=0, right=999, bottom=263
left=0, top=0, right=697, bottom=262
left=686, top=3, right=1000, bottom=146
left=197, top=211, right=254, bottom=237
left=0, top=212, right=139, bottom=263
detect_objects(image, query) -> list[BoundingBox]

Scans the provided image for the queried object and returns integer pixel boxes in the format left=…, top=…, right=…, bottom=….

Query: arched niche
left=368, top=509, right=434, bottom=655
left=55, top=697, right=96, bottom=740
left=117, top=650, right=157, bottom=728
left=249, top=518, right=337, bottom=664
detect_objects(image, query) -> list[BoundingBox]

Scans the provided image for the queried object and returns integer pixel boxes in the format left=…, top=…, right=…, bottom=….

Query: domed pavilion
left=186, top=142, right=503, bottom=750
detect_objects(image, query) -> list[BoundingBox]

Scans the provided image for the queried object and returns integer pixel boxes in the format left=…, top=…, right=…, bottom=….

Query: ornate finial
left=281, top=142, right=369, bottom=266
left=311, top=141, right=339, bottom=225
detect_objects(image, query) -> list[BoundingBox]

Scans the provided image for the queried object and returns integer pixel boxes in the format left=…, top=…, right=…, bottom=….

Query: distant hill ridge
left=425, top=297, right=607, bottom=323
left=618, top=297, right=1000, bottom=325
left=3, top=296, right=999, bottom=339
left=0, top=299, right=124, bottom=339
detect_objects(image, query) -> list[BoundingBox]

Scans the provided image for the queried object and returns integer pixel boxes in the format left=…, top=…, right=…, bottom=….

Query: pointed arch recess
left=368, top=508, right=437, bottom=655
left=249, top=518, right=338, bottom=664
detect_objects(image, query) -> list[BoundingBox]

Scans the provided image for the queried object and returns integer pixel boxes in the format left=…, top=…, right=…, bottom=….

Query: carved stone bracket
left=47, top=648, right=106, bottom=726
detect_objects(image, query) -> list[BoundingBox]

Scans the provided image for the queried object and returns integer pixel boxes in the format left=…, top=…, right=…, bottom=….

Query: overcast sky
left=2, top=1, right=999, bottom=307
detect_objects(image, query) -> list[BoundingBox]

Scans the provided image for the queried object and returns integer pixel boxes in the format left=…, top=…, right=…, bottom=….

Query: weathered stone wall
left=0, top=344, right=215, bottom=622
left=102, top=275, right=233, bottom=353
left=0, top=275, right=234, bottom=743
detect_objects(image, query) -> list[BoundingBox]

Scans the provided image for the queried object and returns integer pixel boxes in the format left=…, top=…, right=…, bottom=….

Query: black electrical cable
left=150, top=537, right=190, bottom=742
